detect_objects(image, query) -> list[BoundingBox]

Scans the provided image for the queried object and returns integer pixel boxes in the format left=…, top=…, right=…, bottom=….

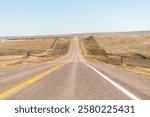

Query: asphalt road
left=0, top=37, right=150, bottom=100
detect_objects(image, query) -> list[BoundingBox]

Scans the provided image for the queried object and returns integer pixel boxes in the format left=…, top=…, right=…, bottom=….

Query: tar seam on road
left=78, top=52, right=141, bottom=100
left=0, top=62, right=69, bottom=99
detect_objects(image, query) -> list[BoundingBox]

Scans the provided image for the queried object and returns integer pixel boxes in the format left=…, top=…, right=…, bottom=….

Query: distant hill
left=115, top=30, right=150, bottom=35
left=0, top=30, right=150, bottom=40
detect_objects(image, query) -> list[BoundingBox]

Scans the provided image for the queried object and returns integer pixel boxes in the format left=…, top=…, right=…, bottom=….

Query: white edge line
left=77, top=50, right=140, bottom=100
left=82, top=60, right=140, bottom=100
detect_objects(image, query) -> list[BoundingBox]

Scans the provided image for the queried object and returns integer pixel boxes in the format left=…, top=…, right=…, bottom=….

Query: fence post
left=26, top=51, right=31, bottom=57
left=120, top=56, right=123, bottom=66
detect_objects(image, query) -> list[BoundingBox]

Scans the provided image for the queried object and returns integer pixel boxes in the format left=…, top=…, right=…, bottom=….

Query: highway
left=0, top=37, right=150, bottom=100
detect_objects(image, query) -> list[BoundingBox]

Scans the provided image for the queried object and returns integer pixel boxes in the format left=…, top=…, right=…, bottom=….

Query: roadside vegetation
left=79, top=35, right=150, bottom=77
left=0, top=37, right=71, bottom=68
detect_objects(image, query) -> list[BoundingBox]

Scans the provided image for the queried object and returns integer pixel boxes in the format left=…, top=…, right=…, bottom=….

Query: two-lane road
left=0, top=37, right=150, bottom=100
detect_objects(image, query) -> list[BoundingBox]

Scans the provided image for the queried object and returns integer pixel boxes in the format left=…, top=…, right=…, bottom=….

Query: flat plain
left=0, top=37, right=71, bottom=68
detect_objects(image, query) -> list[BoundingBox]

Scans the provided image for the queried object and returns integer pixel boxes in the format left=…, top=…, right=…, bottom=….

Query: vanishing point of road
left=0, top=37, right=150, bottom=100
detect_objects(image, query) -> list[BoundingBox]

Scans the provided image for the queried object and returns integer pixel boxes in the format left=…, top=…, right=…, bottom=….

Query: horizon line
left=0, top=29, right=150, bottom=38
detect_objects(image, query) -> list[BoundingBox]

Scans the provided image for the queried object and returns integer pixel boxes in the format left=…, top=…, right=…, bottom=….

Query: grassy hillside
left=95, top=34, right=150, bottom=57
left=80, top=35, right=150, bottom=77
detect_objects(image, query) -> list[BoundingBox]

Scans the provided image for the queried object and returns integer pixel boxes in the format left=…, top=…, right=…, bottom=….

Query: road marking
left=82, top=60, right=140, bottom=100
left=0, top=62, right=68, bottom=99
left=77, top=52, right=140, bottom=100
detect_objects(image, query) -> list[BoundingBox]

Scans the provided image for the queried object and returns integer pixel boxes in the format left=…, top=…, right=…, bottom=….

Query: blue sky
left=0, top=0, right=150, bottom=36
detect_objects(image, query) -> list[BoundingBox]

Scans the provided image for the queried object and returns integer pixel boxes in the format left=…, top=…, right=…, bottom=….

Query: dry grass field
left=80, top=34, right=150, bottom=77
left=0, top=37, right=71, bottom=68
left=0, top=39, right=55, bottom=55
left=95, top=34, right=150, bottom=56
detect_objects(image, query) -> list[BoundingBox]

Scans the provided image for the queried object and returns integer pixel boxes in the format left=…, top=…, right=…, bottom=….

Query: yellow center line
left=0, top=62, right=69, bottom=99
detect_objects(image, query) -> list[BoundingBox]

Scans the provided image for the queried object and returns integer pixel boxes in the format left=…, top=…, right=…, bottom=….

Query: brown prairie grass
left=80, top=35, right=150, bottom=77
left=0, top=38, right=56, bottom=56
left=0, top=37, right=71, bottom=68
